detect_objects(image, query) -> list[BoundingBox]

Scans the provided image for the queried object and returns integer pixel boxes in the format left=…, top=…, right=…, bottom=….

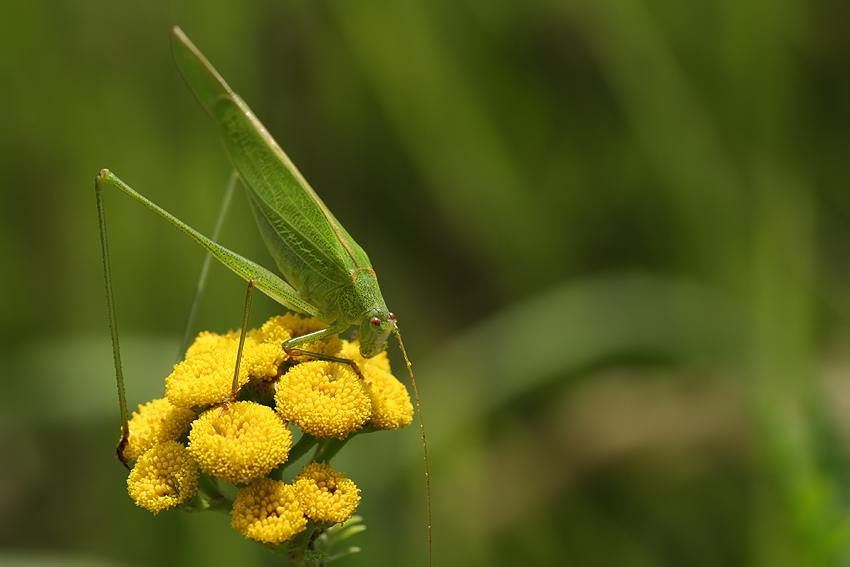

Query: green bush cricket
left=95, top=26, right=430, bottom=559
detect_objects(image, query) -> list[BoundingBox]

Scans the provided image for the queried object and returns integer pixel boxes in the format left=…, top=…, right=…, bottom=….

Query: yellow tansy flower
left=166, top=346, right=250, bottom=409
left=293, top=462, right=360, bottom=524
left=363, top=367, right=413, bottom=430
left=231, top=478, right=307, bottom=545
left=241, top=341, right=285, bottom=382
left=339, top=339, right=392, bottom=374
left=124, top=397, right=197, bottom=461
left=256, top=315, right=293, bottom=346
left=275, top=361, right=371, bottom=439
left=185, top=330, right=239, bottom=358
left=187, top=401, right=292, bottom=485
left=127, top=440, right=198, bottom=514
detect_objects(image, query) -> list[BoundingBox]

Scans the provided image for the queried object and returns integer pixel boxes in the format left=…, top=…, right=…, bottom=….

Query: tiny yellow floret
left=256, top=315, right=294, bottom=347
left=185, top=330, right=239, bottom=358
left=363, top=367, right=413, bottom=430
left=293, top=462, right=360, bottom=524
left=275, top=361, right=371, bottom=439
left=187, top=401, right=292, bottom=485
left=166, top=347, right=250, bottom=409
left=127, top=440, right=198, bottom=514
left=231, top=478, right=307, bottom=545
left=124, top=397, right=197, bottom=461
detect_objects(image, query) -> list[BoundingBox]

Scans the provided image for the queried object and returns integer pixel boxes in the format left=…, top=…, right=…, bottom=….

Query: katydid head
left=358, top=308, right=396, bottom=358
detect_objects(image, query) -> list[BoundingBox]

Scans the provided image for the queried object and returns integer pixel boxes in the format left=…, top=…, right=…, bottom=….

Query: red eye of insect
left=370, top=317, right=381, bottom=326
left=390, top=313, right=396, bottom=320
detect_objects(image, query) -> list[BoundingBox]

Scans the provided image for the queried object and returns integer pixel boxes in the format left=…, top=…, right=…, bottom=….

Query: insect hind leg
left=95, top=170, right=132, bottom=470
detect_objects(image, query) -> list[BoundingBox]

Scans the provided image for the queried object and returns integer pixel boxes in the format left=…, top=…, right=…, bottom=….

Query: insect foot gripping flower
left=275, top=360, right=372, bottom=439
left=127, top=440, right=199, bottom=514
left=188, top=401, right=292, bottom=485
left=293, top=462, right=360, bottom=525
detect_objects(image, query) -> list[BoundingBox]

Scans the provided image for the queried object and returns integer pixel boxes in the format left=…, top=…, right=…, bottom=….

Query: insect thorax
left=335, top=268, right=387, bottom=325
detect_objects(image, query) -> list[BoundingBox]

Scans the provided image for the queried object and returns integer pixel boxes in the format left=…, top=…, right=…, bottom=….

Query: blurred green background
left=2, top=0, right=850, bottom=565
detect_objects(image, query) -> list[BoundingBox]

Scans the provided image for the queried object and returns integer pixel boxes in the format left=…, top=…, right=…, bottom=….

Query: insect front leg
left=283, top=323, right=366, bottom=379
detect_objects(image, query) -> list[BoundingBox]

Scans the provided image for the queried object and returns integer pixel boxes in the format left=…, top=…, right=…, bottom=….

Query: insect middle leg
left=283, top=325, right=366, bottom=380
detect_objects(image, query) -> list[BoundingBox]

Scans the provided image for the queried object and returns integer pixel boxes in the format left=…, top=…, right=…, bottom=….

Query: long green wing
left=171, top=27, right=372, bottom=295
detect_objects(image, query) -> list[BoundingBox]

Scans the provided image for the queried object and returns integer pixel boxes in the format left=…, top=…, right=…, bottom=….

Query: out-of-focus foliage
left=2, top=0, right=850, bottom=566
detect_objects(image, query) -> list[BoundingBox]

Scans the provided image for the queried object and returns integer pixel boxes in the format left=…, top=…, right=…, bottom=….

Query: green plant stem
left=313, top=434, right=357, bottom=464
left=270, top=433, right=321, bottom=480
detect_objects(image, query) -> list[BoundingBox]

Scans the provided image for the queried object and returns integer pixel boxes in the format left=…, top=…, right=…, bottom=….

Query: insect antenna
left=393, top=325, right=431, bottom=567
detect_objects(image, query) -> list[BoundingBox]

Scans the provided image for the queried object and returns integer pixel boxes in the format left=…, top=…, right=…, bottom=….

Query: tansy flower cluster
left=121, top=313, right=412, bottom=553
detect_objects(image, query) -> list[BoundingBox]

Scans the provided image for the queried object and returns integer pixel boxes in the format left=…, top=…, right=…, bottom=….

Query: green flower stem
left=285, top=521, right=323, bottom=566
left=195, top=473, right=233, bottom=512
left=181, top=473, right=232, bottom=513
left=313, top=433, right=359, bottom=464
left=270, top=433, right=320, bottom=480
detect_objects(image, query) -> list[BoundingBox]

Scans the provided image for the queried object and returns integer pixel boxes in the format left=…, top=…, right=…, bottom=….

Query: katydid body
left=172, top=27, right=396, bottom=357
left=99, top=29, right=396, bottom=358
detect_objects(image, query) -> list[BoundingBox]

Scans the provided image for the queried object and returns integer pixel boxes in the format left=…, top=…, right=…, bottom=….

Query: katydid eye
left=390, top=313, right=396, bottom=320
left=370, top=317, right=381, bottom=326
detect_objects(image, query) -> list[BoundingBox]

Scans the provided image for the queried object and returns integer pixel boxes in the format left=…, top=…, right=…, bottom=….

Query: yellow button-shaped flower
left=124, top=397, right=197, bottom=461
left=363, top=367, right=413, bottom=430
left=166, top=347, right=250, bottom=409
left=127, top=440, right=198, bottom=514
left=188, top=401, right=292, bottom=485
left=231, top=478, right=307, bottom=545
left=293, top=462, right=360, bottom=524
left=275, top=361, right=371, bottom=439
